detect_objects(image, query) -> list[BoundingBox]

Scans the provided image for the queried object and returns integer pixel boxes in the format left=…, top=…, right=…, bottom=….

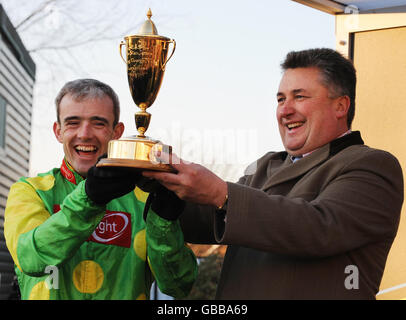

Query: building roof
left=292, top=0, right=406, bottom=14
left=0, top=4, right=36, bottom=80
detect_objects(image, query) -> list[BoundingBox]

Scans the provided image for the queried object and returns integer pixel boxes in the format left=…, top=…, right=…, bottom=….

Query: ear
left=53, top=122, right=63, bottom=143
left=113, top=122, right=125, bottom=140
left=335, top=95, right=350, bottom=120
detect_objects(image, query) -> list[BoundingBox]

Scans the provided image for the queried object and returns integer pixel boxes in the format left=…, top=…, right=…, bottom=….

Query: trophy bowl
left=98, top=9, right=176, bottom=172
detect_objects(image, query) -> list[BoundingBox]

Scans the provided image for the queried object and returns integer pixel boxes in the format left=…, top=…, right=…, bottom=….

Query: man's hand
left=141, top=153, right=228, bottom=208
left=85, top=163, right=140, bottom=206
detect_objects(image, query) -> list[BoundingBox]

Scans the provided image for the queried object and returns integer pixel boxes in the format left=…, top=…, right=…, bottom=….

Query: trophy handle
left=119, top=41, right=127, bottom=64
left=161, top=39, right=176, bottom=71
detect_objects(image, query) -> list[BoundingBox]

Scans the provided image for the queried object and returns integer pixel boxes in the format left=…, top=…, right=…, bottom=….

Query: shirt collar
left=290, top=130, right=352, bottom=163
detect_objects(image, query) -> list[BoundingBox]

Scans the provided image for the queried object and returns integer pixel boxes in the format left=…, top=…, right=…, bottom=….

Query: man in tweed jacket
left=143, top=48, right=404, bottom=299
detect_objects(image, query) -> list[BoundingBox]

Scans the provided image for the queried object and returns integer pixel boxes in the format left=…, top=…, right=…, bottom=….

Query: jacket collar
left=262, top=131, right=364, bottom=190
left=329, top=130, right=364, bottom=156
left=60, top=158, right=84, bottom=185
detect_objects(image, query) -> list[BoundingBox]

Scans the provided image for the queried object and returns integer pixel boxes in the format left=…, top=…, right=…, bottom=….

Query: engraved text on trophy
left=127, top=38, right=169, bottom=109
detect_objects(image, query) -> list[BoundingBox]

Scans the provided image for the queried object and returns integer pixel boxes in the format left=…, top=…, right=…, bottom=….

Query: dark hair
left=55, top=79, right=120, bottom=126
left=281, top=48, right=356, bottom=129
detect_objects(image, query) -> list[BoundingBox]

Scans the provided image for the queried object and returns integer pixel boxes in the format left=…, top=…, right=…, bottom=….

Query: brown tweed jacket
left=180, top=131, right=404, bottom=299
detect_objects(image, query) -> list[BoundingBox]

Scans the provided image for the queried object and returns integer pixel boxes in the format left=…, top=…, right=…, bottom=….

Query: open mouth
left=286, top=122, right=304, bottom=131
left=75, top=145, right=98, bottom=155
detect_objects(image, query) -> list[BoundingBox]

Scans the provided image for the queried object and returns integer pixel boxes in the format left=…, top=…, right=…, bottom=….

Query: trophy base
left=97, top=157, right=175, bottom=172
left=96, top=136, right=176, bottom=173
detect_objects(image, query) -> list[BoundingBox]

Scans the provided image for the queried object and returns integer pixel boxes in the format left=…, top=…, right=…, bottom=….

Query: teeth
left=287, top=122, right=303, bottom=129
left=75, top=145, right=97, bottom=152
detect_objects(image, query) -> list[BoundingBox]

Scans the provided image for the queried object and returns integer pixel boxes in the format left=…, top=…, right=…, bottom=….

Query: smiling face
left=276, top=67, right=350, bottom=156
left=53, top=94, right=124, bottom=177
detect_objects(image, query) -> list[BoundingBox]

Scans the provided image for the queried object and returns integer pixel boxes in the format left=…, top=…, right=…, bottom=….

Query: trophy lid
left=137, top=9, right=159, bottom=36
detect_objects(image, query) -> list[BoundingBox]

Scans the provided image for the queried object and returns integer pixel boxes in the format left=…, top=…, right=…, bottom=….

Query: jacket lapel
left=262, top=144, right=330, bottom=190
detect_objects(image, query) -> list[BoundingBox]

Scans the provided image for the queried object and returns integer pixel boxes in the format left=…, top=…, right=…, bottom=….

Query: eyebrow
left=91, top=116, right=109, bottom=124
left=63, top=116, right=110, bottom=124
left=63, top=116, right=80, bottom=123
left=277, top=88, right=307, bottom=97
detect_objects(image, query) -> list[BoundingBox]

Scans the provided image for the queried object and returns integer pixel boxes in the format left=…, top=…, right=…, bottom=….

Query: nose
left=277, top=98, right=295, bottom=119
left=77, top=122, right=92, bottom=140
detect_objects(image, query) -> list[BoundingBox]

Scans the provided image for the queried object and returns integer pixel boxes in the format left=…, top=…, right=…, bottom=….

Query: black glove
left=85, top=162, right=140, bottom=206
left=135, top=176, right=162, bottom=194
left=143, top=185, right=185, bottom=221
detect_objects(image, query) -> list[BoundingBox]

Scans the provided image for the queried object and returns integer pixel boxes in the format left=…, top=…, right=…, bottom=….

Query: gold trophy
left=98, top=9, right=176, bottom=172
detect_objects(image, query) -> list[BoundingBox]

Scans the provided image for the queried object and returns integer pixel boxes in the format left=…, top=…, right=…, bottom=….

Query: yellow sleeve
left=4, top=181, right=51, bottom=271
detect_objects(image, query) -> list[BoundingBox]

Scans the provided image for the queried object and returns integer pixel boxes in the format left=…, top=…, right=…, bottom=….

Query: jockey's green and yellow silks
left=4, top=159, right=197, bottom=300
